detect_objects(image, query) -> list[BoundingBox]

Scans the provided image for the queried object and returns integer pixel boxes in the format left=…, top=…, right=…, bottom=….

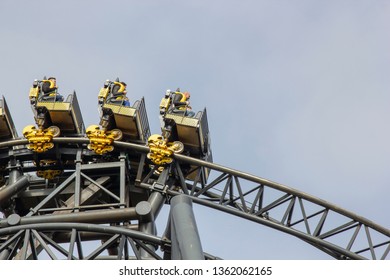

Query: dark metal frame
left=0, top=138, right=389, bottom=259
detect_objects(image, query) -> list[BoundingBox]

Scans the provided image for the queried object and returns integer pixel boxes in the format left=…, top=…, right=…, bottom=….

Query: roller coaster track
left=0, top=137, right=389, bottom=260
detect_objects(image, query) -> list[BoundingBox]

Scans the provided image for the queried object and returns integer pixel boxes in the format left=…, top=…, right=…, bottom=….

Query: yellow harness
left=42, top=79, right=56, bottom=90
left=175, top=92, right=188, bottom=110
left=113, top=82, right=126, bottom=94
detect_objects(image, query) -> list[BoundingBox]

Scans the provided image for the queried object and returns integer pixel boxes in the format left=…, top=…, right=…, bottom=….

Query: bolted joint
left=86, top=125, right=123, bottom=155
left=23, top=125, right=60, bottom=153
left=146, top=134, right=184, bottom=166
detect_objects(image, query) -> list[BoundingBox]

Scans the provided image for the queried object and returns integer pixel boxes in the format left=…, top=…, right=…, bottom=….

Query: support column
left=0, top=159, right=25, bottom=260
left=0, top=176, right=29, bottom=208
left=135, top=200, right=156, bottom=259
left=170, top=195, right=204, bottom=260
left=135, top=191, right=166, bottom=259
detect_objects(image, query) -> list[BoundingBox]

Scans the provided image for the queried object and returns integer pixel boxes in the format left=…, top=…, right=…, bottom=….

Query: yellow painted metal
left=98, top=87, right=110, bottom=101
left=36, top=101, right=70, bottom=110
left=102, top=103, right=135, bottom=115
left=36, top=160, right=61, bottom=179
left=29, top=87, right=39, bottom=101
left=86, top=125, right=122, bottom=155
left=36, top=169, right=62, bottom=180
left=147, top=134, right=184, bottom=166
left=113, top=81, right=125, bottom=92
left=22, top=125, right=59, bottom=153
left=159, top=97, right=171, bottom=114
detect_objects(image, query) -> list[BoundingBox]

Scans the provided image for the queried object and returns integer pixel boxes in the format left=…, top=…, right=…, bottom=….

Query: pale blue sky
left=0, top=0, right=389, bottom=259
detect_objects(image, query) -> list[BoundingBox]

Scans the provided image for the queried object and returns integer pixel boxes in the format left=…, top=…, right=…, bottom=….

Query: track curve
left=0, top=137, right=389, bottom=259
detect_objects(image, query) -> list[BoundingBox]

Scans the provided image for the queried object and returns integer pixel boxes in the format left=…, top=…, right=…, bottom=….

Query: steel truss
left=0, top=138, right=389, bottom=260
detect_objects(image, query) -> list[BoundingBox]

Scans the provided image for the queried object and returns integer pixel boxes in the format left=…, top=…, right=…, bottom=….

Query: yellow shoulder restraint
left=42, top=79, right=56, bottom=89
left=174, top=91, right=187, bottom=110
left=175, top=91, right=187, bottom=102
left=41, top=79, right=57, bottom=96
left=113, top=82, right=125, bottom=93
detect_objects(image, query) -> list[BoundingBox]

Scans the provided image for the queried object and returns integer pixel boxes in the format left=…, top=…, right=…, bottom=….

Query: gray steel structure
left=0, top=137, right=389, bottom=260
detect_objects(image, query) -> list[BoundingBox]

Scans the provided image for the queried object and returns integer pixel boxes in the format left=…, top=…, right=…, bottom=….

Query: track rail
left=0, top=137, right=389, bottom=259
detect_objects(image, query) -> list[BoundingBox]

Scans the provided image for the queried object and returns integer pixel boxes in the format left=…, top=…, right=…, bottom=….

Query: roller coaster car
left=0, top=96, right=18, bottom=141
left=29, top=80, right=85, bottom=136
left=159, top=91, right=213, bottom=181
left=97, top=80, right=150, bottom=143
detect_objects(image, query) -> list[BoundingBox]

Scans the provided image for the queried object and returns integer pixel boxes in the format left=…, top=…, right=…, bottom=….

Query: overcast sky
left=0, top=0, right=389, bottom=259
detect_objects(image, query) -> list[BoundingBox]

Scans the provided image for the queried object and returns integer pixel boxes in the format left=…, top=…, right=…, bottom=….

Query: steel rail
left=2, top=137, right=389, bottom=235
left=0, top=222, right=167, bottom=247
left=166, top=189, right=365, bottom=260
left=0, top=137, right=388, bottom=259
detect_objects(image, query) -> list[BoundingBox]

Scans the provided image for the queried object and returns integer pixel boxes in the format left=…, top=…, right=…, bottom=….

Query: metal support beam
left=136, top=201, right=156, bottom=259
left=73, top=150, right=82, bottom=211
left=0, top=160, right=26, bottom=260
left=119, top=153, right=126, bottom=207
left=52, top=225, right=138, bottom=243
left=0, top=208, right=138, bottom=228
left=135, top=191, right=167, bottom=259
left=0, top=176, right=29, bottom=208
left=169, top=195, right=204, bottom=260
left=148, top=191, right=166, bottom=219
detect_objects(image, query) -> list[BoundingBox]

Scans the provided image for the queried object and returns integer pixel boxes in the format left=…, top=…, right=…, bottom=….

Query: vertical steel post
left=135, top=166, right=169, bottom=259
left=0, top=159, right=23, bottom=260
left=74, top=150, right=82, bottom=211
left=119, top=153, right=126, bottom=207
left=170, top=195, right=204, bottom=260
left=136, top=200, right=156, bottom=259
left=0, top=176, right=29, bottom=208
left=135, top=191, right=167, bottom=259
